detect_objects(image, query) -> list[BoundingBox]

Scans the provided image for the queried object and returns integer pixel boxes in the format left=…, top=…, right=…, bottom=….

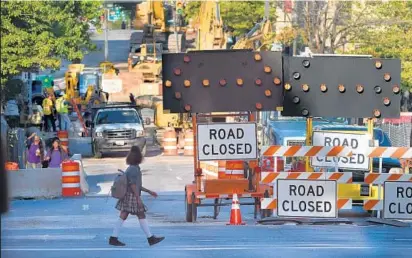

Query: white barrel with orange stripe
left=183, top=130, right=194, bottom=156
left=217, top=161, right=226, bottom=179
left=225, top=160, right=244, bottom=179
left=61, top=161, right=81, bottom=197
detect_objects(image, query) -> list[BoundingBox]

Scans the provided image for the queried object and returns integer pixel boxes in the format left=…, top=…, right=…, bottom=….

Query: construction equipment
left=64, top=64, right=109, bottom=110
left=132, top=94, right=191, bottom=147
left=196, top=0, right=226, bottom=50
left=231, top=18, right=275, bottom=51
left=129, top=43, right=163, bottom=82
left=134, top=0, right=186, bottom=53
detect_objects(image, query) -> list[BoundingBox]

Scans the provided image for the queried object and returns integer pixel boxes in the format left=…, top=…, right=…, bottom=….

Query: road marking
left=2, top=235, right=96, bottom=240
left=176, top=176, right=182, bottom=180
left=395, top=239, right=412, bottom=241
left=3, top=246, right=411, bottom=251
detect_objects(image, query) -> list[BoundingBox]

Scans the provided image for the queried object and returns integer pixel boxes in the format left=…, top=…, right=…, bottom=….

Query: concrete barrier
left=8, top=168, right=62, bottom=199
left=8, top=154, right=89, bottom=199
left=68, top=137, right=93, bottom=157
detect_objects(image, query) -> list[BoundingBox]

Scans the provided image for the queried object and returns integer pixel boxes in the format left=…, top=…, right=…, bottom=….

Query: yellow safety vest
left=42, top=98, right=53, bottom=115
left=55, top=97, right=68, bottom=114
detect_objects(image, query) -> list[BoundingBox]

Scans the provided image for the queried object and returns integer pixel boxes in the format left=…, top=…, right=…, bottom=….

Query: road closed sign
left=197, top=123, right=257, bottom=161
left=383, top=181, right=412, bottom=220
left=311, top=131, right=370, bottom=170
left=277, top=179, right=337, bottom=218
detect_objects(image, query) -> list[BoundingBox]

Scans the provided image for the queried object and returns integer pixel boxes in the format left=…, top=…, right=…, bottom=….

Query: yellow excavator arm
left=197, top=0, right=226, bottom=50
left=232, top=18, right=274, bottom=50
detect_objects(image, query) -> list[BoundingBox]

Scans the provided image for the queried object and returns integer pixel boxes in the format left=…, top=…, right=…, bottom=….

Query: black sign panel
left=162, top=50, right=284, bottom=113
left=281, top=56, right=401, bottom=118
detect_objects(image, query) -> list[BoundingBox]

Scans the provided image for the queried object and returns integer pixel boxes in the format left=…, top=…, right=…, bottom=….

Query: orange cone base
left=226, top=222, right=246, bottom=225
left=227, top=210, right=246, bottom=225
left=62, top=188, right=82, bottom=197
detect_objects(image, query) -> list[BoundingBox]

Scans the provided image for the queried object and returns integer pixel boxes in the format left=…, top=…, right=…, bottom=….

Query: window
left=96, top=110, right=141, bottom=125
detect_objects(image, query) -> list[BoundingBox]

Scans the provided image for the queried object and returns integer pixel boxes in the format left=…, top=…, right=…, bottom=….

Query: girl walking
left=26, top=133, right=45, bottom=169
left=45, top=138, right=68, bottom=168
left=109, top=146, right=164, bottom=246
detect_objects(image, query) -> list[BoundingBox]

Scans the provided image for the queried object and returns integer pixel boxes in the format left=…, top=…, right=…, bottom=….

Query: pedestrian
left=25, top=133, right=45, bottom=169
left=55, top=92, right=71, bottom=131
left=42, top=94, right=56, bottom=132
left=109, top=145, right=164, bottom=247
left=45, top=138, right=69, bottom=168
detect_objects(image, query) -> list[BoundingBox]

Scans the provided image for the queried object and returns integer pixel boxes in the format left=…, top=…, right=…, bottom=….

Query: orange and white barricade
left=360, top=147, right=412, bottom=212
left=260, top=145, right=354, bottom=212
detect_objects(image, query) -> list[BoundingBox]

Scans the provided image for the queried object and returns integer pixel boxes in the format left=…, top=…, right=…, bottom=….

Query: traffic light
left=176, top=0, right=184, bottom=15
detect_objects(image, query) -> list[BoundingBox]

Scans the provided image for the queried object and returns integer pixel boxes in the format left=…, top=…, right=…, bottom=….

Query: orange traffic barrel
left=5, top=162, right=19, bottom=171
left=218, top=161, right=226, bottom=179
left=58, top=130, right=69, bottom=147
left=225, top=161, right=245, bottom=179
left=162, top=130, right=177, bottom=155
left=61, top=161, right=81, bottom=197
left=184, top=130, right=194, bottom=156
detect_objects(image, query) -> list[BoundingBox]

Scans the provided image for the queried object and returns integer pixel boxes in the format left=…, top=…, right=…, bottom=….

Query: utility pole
left=174, top=6, right=179, bottom=53
left=264, top=0, right=269, bottom=19
left=104, top=4, right=109, bottom=61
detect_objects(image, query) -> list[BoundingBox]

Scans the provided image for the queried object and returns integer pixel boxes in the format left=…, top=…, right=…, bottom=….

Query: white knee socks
left=112, top=218, right=124, bottom=237
left=138, top=219, right=153, bottom=238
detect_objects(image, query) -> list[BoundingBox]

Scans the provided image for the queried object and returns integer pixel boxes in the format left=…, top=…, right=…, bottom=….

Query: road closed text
left=312, top=132, right=370, bottom=170
left=277, top=179, right=337, bottom=218
left=281, top=185, right=333, bottom=213
left=384, top=182, right=412, bottom=220
left=197, top=123, right=257, bottom=161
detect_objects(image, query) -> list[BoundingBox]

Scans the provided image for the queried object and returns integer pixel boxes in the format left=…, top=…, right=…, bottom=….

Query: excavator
left=128, top=42, right=163, bottom=83
left=64, top=63, right=110, bottom=111
left=231, top=17, right=275, bottom=51
left=134, top=0, right=186, bottom=53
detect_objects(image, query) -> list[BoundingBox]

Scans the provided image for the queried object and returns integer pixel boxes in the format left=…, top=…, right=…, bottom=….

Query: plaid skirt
left=115, top=191, right=147, bottom=216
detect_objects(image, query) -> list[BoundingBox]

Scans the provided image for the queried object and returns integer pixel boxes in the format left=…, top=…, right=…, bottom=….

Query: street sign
left=281, top=56, right=401, bottom=118
left=277, top=179, right=337, bottom=218
left=102, top=79, right=122, bottom=93
left=162, top=51, right=284, bottom=113
left=197, top=122, right=257, bottom=161
left=383, top=181, right=412, bottom=220
left=311, top=131, right=370, bottom=171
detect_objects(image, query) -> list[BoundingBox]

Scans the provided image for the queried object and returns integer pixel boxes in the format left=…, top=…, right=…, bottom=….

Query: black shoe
left=147, top=235, right=165, bottom=246
left=109, top=236, right=125, bottom=246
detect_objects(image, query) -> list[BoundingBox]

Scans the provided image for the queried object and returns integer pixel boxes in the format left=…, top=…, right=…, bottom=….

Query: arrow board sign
left=383, top=181, right=412, bottom=220
left=197, top=123, right=257, bottom=161
left=311, top=131, right=370, bottom=171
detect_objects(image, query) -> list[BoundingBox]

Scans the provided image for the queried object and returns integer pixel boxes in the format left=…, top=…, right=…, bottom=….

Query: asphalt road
left=43, top=30, right=136, bottom=79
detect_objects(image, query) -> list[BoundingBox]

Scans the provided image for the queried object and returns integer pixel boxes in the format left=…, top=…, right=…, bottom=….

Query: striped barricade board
left=261, top=172, right=353, bottom=184
left=261, top=145, right=353, bottom=157
left=261, top=198, right=352, bottom=210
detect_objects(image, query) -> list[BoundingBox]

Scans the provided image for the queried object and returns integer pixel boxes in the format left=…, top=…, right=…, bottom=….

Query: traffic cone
left=227, top=193, right=245, bottom=225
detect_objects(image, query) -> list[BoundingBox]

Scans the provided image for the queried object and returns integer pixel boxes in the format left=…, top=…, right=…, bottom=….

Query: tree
left=348, top=1, right=412, bottom=90
left=1, top=0, right=103, bottom=87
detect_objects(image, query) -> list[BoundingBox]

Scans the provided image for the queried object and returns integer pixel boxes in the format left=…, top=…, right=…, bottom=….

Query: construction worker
left=42, top=94, right=56, bottom=132
left=55, top=92, right=71, bottom=131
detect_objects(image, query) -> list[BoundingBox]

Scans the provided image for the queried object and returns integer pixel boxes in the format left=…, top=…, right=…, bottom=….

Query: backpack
left=111, top=170, right=128, bottom=200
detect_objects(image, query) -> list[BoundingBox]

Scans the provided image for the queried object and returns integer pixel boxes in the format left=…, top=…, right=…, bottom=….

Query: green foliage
left=1, top=0, right=103, bottom=87
left=184, top=1, right=276, bottom=37
left=348, top=1, right=412, bottom=89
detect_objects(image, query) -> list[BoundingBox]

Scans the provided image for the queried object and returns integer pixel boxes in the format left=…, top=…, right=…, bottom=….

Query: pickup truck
left=86, top=103, right=149, bottom=158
